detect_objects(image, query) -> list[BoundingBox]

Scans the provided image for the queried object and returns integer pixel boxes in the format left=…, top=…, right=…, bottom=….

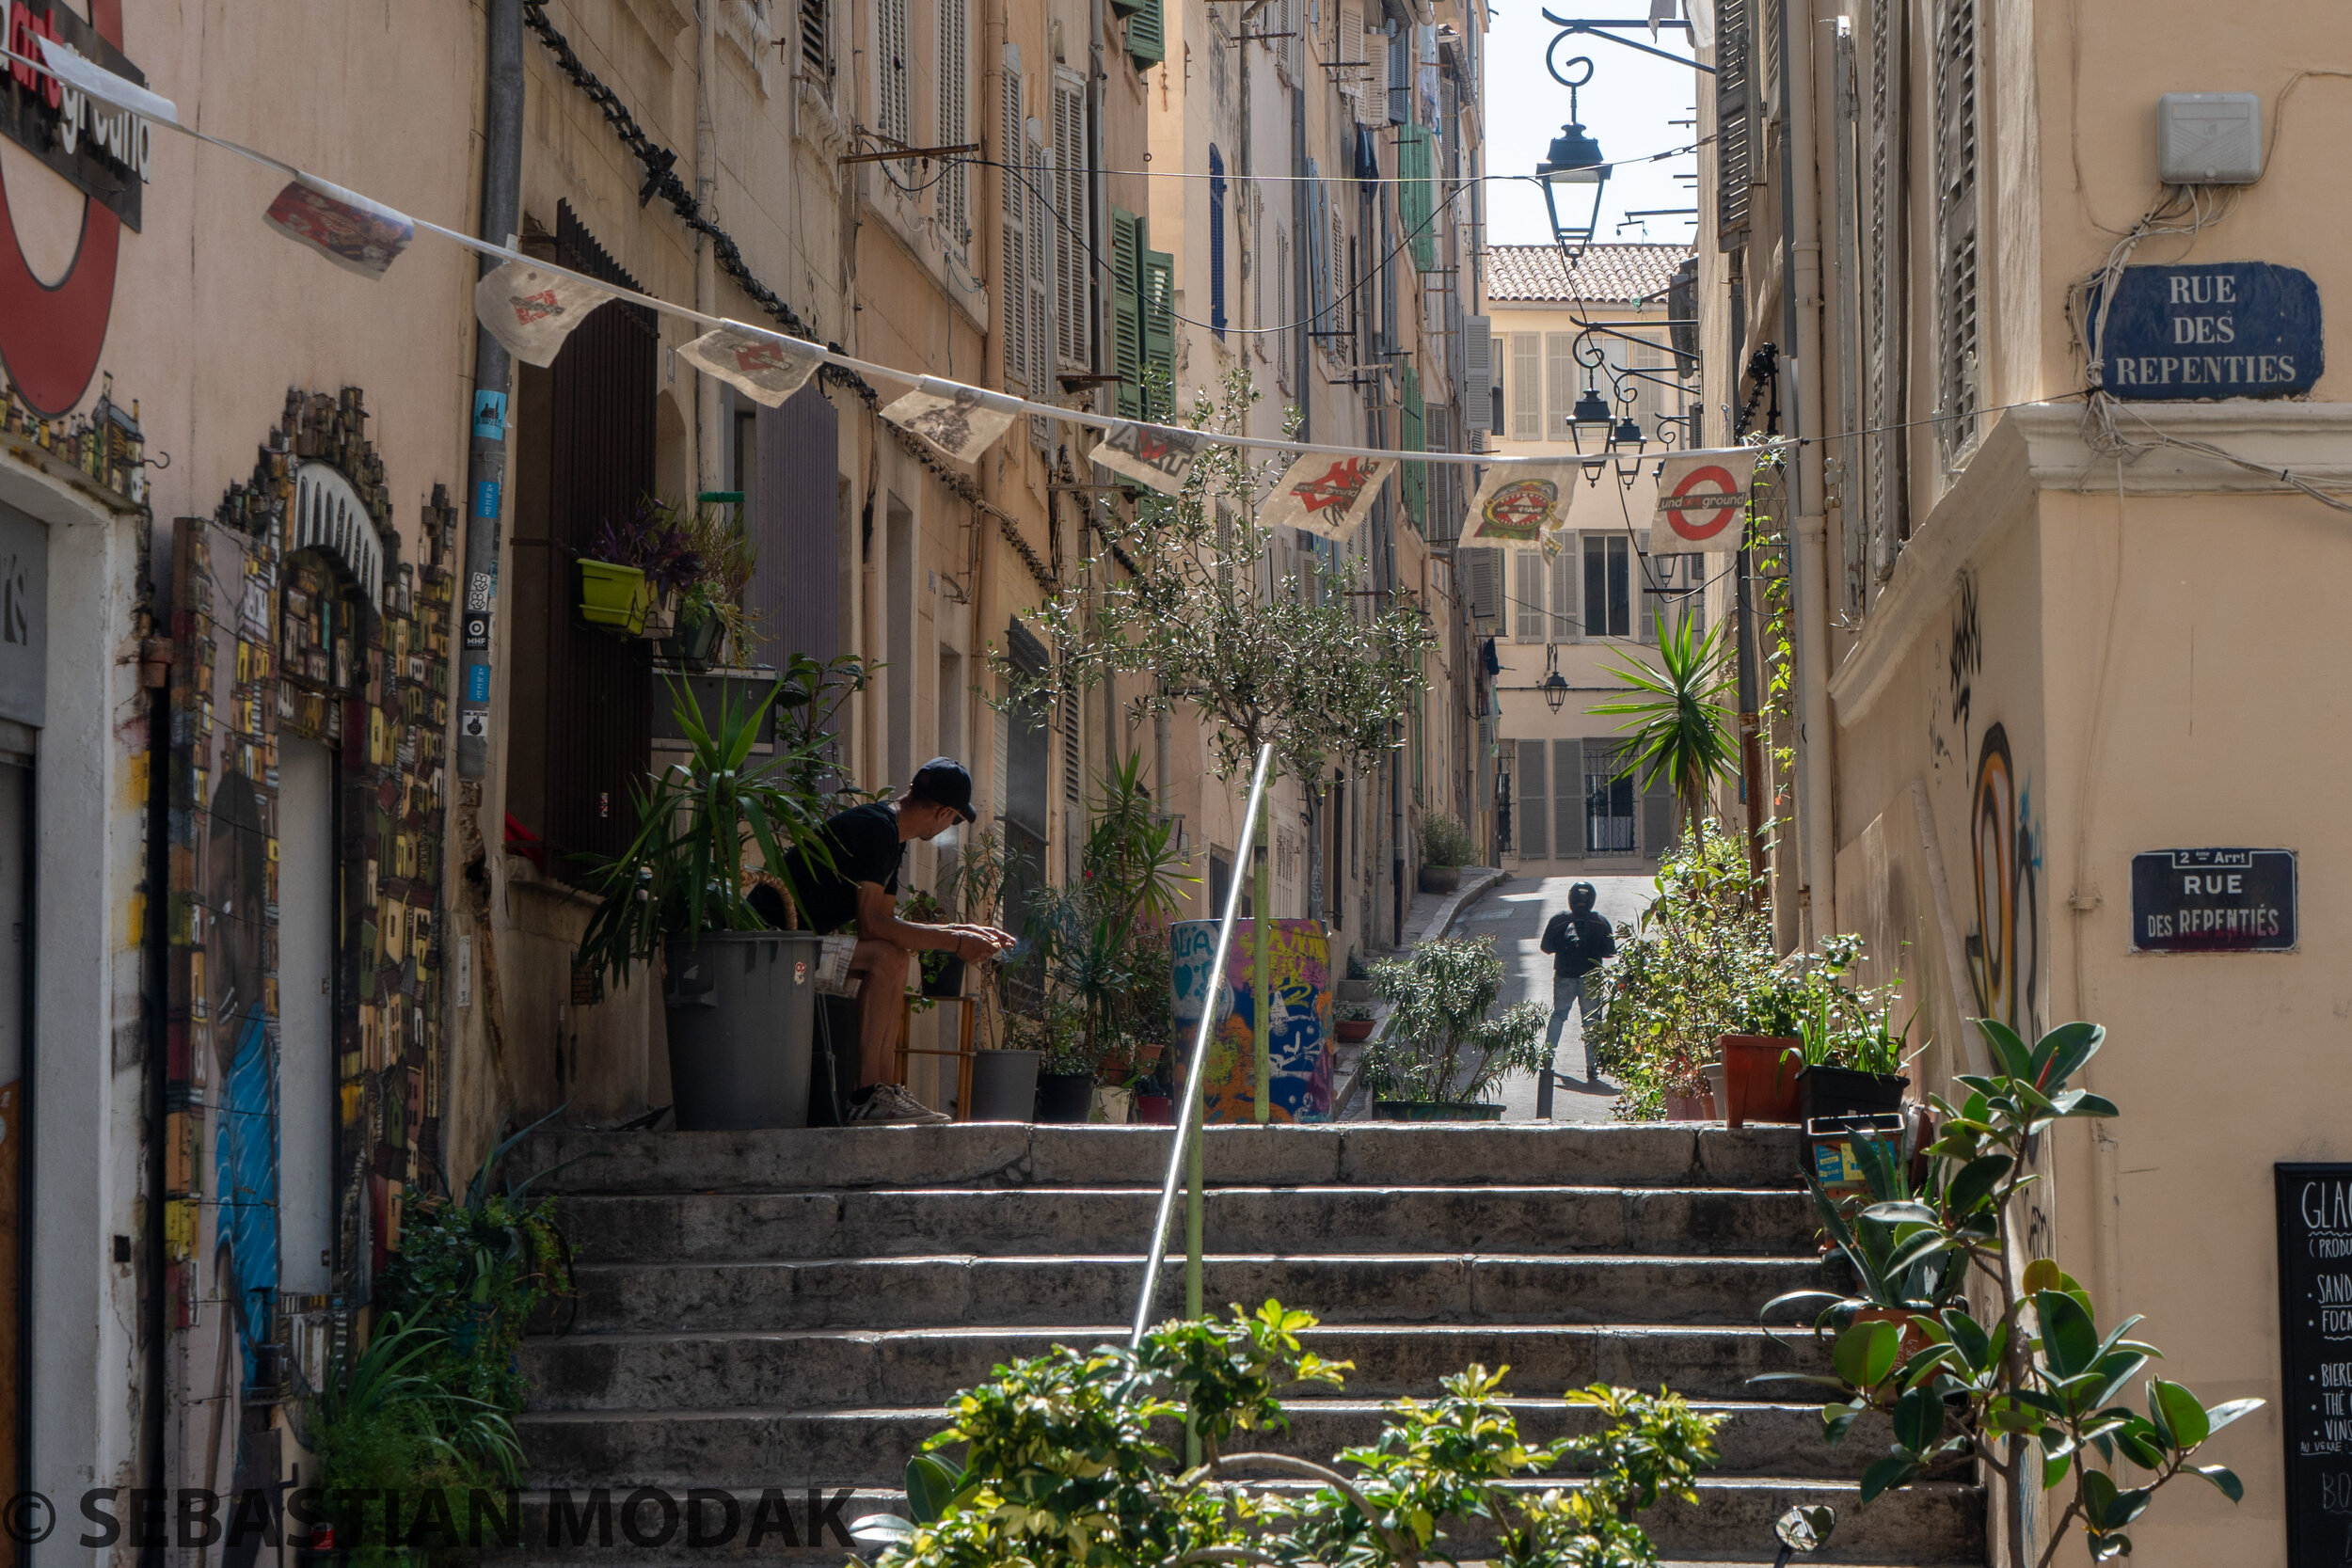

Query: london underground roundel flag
left=1652, top=450, right=1754, bottom=551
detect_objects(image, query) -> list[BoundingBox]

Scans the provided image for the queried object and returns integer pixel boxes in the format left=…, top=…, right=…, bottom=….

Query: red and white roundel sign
left=1654, top=455, right=1744, bottom=548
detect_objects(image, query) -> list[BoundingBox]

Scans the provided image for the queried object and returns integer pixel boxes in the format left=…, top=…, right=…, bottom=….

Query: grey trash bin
left=664, top=930, right=820, bottom=1130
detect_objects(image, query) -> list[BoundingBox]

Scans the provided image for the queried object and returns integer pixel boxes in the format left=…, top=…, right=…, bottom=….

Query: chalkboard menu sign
left=2130, top=847, right=2297, bottom=953
left=2278, top=1165, right=2352, bottom=1568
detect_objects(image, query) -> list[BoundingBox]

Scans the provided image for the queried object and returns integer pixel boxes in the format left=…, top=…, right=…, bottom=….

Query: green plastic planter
left=578, top=560, right=650, bottom=633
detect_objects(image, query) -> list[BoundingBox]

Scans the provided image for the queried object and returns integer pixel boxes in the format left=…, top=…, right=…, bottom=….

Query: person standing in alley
left=1536, top=880, right=1615, bottom=1117
left=755, top=758, right=1016, bottom=1122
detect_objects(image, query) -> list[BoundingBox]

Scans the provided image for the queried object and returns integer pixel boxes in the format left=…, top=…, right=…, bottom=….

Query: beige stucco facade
left=1696, top=1, right=2352, bottom=1561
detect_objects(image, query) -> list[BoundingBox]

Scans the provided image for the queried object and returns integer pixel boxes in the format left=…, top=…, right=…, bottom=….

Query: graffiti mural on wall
left=1170, top=919, right=1336, bottom=1122
left=166, top=388, right=454, bottom=1487
left=1963, top=722, right=2042, bottom=1040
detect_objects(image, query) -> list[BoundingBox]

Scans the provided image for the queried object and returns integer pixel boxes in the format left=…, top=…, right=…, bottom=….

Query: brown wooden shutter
left=748, top=382, right=841, bottom=670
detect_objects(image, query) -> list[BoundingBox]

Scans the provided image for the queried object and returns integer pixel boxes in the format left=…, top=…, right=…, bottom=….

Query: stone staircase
left=505, top=1122, right=1984, bottom=1565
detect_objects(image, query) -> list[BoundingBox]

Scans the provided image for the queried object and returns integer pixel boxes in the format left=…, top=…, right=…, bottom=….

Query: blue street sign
left=2090, top=261, right=2322, bottom=401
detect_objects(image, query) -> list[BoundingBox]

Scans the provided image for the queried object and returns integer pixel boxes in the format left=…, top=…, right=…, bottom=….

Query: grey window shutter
left=1461, top=546, right=1501, bottom=624
left=750, top=384, right=842, bottom=669
left=1637, top=530, right=1657, bottom=645
left=1641, top=756, right=1675, bottom=858
left=1387, top=20, right=1408, bottom=125
left=1934, top=0, right=1980, bottom=462
left=1864, top=0, right=1908, bottom=584
left=1552, top=738, right=1585, bottom=860
left=1549, top=547, right=1575, bottom=641
left=1714, top=0, right=1753, bottom=248
left=1517, top=739, right=1549, bottom=859
left=1464, top=315, right=1493, bottom=446
left=1514, top=549, right=1544, bottom=641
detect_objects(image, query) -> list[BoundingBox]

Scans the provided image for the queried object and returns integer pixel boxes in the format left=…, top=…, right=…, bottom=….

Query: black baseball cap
left=911, top=757, right=978, bottom=822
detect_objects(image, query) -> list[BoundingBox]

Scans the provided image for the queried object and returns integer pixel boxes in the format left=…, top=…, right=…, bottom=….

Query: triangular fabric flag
left=473, top=260, right=615, bottom=368
left=1652, top=449, right=1753, bottom=551
left=677, top=323, right=825, bottom=406
left=1466, top=463, right=1580, bottom=543
left=1258, top=452, right=1393, bottom=542
left=1091, top=421, right=1202, bottom=495
left=262, top=176, right=415, bottom=280
left=880, top=379, right=1022, bottom=464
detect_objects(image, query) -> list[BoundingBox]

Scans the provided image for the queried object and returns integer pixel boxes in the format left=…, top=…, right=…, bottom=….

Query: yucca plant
left=573, top=676, right=841, bottom=987
left=1589, top=612, right=1739, bottom=851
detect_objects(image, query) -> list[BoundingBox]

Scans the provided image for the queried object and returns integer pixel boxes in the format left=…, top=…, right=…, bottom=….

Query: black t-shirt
left=1540, top=908, right=1617, bottom=980
left=758, top=800, right=903, bottom=934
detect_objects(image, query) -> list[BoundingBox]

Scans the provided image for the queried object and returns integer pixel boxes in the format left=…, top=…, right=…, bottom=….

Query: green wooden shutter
left=1400, top=364, right=1425, bottom=532
left=1125, top=0, right=1164, bottom=68
left=1111, top=208, right=1143, bottom=418
left=1400, top=126, right=1435, bottom=272
left=1142, top=245, right=1176, bottom=417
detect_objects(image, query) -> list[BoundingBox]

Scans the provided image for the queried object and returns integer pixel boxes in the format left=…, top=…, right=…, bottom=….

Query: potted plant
left=1361, top=936, right=1548, bottom=1120
left=1417, top=814, right=1476, bottom=893
left=580, top=500, right=702, bottom=637
left=573, top=677, right=837, bottom=1130
left=1797, top=989, right=1915, bottom=1124
left=1756, top=1021, right=2258, bottom=1566
left=1334, top=1001, right=1376, bottom=1043
left=660, top=494, right=758, bottom=669
left=1336, top=950, right=1375, bottom=1006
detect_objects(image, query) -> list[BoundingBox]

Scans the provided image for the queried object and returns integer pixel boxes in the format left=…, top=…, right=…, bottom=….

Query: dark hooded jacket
left=1539, top=893, right=1616, bottom=980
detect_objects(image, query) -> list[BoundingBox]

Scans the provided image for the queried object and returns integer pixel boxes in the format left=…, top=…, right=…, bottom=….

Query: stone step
left=516, top=1399, right=1883, bottom=1487
left=524, top=1323, right=1831, bottom=1412
left=555, top=1184, right=1820, bottom=1262
left=520, top=1122, right=1806, bottom=1197
left=482, top=1477, right=1981, bottom=1565
left=564, top=1252, right=1835, bottom=1334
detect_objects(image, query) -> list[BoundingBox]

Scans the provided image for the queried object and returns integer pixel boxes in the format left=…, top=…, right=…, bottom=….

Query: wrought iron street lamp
left=1535, top=57, right=1611, bottom=260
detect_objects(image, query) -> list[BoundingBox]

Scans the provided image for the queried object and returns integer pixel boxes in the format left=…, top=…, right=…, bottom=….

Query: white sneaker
left=849, top=1084, right=952, bottom=1124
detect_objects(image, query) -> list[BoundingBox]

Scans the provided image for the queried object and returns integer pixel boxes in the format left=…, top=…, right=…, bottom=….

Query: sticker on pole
left=1652, top=451, right=1750, bottom=551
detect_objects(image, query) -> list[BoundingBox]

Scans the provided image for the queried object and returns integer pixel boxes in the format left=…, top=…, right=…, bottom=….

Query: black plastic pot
left=1037, top=1071, right=1098, bottom=1123
left=660, top=610, right=724, bottom=670
left=921, top=953, right=966, bottom=998
left=1799, top=1065, right=1908, bottom=1124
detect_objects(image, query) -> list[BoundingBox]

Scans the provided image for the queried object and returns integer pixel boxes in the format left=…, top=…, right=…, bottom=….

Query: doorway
left=0, top=758, right=26, bottom=1517
left=277, top=738, right=335, bottom=1304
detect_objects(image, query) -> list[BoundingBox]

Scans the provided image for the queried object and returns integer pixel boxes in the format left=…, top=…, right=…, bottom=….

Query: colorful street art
left=1964, top=722, right=2042, bottom=1040
left=166, top=388, right=454, bottom=1482
left=1170, top=919, right=1334, bottom=1122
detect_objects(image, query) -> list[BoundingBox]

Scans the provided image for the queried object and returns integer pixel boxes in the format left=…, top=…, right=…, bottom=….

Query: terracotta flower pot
left=1134, top=1092, right=1176, bottom=1124
left=1661, top=1091, right=1718, bottom=1121
left=1719, top=1034, right=1804, bottom=1129
left=1336, top=1017, right=1375, bottom=1042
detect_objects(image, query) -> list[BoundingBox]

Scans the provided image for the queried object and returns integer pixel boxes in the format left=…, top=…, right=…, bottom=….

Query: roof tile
left=1483, top=243, right=1692, bottom=305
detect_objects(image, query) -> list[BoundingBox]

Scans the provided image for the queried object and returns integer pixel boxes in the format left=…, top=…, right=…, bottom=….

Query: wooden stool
left=897, top=993, right=980, bottom=1119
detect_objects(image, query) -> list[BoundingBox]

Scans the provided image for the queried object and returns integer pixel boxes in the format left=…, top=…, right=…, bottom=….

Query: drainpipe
left=694, top=0, right=721, bottom=491
left=456, top=0, right=525, bottom=784
left=1778, top=0, right=1835, bottom=941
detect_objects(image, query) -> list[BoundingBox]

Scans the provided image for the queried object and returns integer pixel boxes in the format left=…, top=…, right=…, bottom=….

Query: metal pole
left=456, top=0, right=525, bottom=783
left=1132, top=742, right=1277, bottom=1350
left=1254, top=803, right=1271, bottom=1122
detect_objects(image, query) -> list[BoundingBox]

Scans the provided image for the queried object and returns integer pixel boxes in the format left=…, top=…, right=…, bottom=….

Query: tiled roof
left=1483, top=243, right=1692, bottom=305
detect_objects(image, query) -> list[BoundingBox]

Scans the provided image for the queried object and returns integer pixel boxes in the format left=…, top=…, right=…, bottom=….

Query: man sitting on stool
left=1535, top=880, right=1616, bottom=1118
left=761, top=757, right=1015, bottom=1123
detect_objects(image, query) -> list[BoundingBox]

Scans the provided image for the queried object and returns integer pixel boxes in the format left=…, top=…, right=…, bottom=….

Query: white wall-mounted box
left=2157, top=92, right=2263, bottom=184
